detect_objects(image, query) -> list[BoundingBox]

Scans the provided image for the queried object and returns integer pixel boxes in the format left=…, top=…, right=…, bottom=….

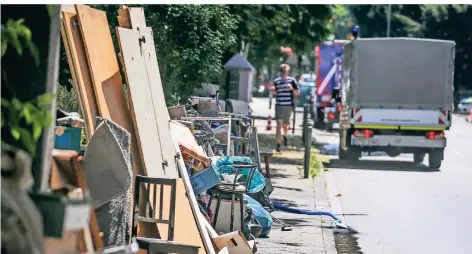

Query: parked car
left=457, top=96, right=472, bottom=114
left=296, top=73, right=316, bottom=107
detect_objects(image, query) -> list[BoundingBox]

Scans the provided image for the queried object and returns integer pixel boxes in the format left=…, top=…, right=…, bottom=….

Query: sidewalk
left=255, top=132, right=337, bottom=254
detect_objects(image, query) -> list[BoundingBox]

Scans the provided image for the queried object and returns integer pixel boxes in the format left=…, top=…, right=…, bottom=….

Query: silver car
left=457, top=96, right=472, bottom=114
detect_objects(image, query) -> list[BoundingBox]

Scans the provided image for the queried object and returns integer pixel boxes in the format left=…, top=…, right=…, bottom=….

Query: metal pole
left=386, top=4, right=392, bottom=37
left=292, top=95, right=296, bottom=134
left=302, top=104, right=308, bottom=144
left=303, top=117, right=312, bottom=178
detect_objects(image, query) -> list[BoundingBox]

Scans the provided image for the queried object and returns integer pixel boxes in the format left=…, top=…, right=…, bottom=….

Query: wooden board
left=139, top=27, right=178, bottom=177
left=74, top=4, right=145, bottom=177
left=116, top=27, right=165, bottom=178
left=117, top=6, right=131, bottom=29
left=51, top=149, right=104, bottom=251
left=127, top=7, right=146, bottom=29
left=75, top=4, right=121, bottom=119
left=60, top=11, right=99, bottom=139
left=119, top=7, right=178, bottom=178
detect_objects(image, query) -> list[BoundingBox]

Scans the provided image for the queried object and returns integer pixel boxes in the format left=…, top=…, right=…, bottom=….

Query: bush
left=56, top=84, right=79, bottom=114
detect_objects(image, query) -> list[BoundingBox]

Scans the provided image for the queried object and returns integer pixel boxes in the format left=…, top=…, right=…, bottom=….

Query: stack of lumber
left=59, top=4, right=213, bottom=254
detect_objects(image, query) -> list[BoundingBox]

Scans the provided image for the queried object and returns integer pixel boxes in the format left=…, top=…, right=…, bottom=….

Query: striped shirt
left=273, top=76, right=299, bottom=107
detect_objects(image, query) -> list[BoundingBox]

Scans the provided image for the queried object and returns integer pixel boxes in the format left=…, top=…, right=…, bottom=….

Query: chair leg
left=230, top=193, right=235, bottom=232
left=213, top=194, right=222, bottom=228
left=239, top=194, right=244, bottom=233
left=264, top=156, right=270, bottom=179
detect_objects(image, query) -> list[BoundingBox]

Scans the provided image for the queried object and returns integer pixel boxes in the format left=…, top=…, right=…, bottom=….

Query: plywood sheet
left=75, top=5, right=121, bottom=119
left=116, top=27, right=165, bottom=178
left=74, top=4, right=144, bottom=176
left=60, top=11, right=98, bottom=139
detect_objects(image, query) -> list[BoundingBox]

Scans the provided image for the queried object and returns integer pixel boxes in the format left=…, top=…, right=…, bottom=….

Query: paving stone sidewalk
left=255, top=150, right=337, bottom=254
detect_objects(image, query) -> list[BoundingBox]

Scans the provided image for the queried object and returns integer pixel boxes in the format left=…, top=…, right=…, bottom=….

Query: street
left=326, top=114, right=472, bottom=254
left=251, top=97, right=472, bottom=254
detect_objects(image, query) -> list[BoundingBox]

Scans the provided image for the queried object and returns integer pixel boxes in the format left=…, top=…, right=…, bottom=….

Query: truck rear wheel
left=325, top=123, right=333, bottom=132
left=428, top=150, right=443, bottom=169
left=413, top=153, right=425, bottom=163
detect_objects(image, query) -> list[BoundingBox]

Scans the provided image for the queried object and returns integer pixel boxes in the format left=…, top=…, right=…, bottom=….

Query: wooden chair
left=131, top=175, right=200, bottom=254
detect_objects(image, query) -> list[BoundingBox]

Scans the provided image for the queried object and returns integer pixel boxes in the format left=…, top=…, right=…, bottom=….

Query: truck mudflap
left=350, top=134, right=446, bottom=148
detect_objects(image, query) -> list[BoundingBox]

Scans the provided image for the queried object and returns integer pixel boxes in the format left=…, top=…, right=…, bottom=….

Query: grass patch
left=309, top=152, right=324, bottom=178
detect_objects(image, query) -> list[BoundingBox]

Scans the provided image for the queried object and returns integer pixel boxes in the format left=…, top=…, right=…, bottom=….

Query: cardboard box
left=212, top=231, right=253, bottom=254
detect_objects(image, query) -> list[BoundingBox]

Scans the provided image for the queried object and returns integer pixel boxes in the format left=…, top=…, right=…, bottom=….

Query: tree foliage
left=58, top=5, right=335, bottom=104
left=227, top=5, right=332, bottom=78
left=85, top=5, right=238, bottom=105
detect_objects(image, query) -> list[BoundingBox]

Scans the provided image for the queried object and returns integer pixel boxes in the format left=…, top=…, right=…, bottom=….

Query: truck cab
left=314, top=40, right=349, bottom=131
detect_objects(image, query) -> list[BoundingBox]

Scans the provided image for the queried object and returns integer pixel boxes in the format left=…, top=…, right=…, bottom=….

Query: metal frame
left=181, top=116, right=232, bottom=156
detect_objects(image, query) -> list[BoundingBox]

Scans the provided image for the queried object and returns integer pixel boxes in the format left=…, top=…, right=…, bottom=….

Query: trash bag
left=244, top=194, right=273, bottom=237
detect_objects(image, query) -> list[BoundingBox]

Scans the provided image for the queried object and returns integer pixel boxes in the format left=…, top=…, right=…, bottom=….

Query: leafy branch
left=1, top=94, right=55, bottom=156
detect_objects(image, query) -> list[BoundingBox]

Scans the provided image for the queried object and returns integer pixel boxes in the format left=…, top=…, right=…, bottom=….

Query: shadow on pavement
left=270, top=156, right=303, bottom=166
left=257, top=133, right=305, bottom=150
left=274, top=217, right=321, bottom=228
left=271, top=198, right=303, bottom=208
left=327, top=159, right=439, bottom=172
left=266, top=166, right=292, bottom=179
left=272, top=185, right=304, bottom=192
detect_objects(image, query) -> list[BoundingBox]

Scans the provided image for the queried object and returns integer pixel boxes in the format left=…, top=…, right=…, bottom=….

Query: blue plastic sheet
left=244, top=194, right=273, bottom=236
left=213, top=156, right=266, bottom=194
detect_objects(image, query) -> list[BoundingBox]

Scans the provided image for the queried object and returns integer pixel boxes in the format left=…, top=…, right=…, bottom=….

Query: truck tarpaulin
left=343, top=38, right=455, bottom=110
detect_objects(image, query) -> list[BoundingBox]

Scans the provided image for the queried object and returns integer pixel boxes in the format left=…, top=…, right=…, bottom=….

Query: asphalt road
left=250, top=96, right=472, bottom=254
left=325, top=115, right=472, bottom=254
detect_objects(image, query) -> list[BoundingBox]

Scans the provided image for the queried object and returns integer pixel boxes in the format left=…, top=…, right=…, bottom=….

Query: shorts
left=275, top=105, right=293, bottom=124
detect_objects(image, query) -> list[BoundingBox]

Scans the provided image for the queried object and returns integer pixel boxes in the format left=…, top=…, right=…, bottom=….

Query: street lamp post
left=387, top=4, right=392, bottom=37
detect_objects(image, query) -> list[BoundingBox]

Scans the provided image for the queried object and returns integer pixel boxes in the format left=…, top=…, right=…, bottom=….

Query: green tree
left=82, top=5, right=238, bottom=105
left=227, top=5, right=333, bottom=79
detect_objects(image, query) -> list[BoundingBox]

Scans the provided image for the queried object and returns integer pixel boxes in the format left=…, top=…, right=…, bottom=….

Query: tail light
left=337, top=104, right=342, bottom=112
left=354, top=129, right=374, bottom=138
left=425, top=131, right=445, bottom=140
left=328, top=112, right=335, bottom=119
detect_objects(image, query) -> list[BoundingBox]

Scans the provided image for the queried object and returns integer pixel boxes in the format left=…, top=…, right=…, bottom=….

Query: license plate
left=352, top=138, right=379, bottom=146
left=325, top=107, right=335, bottom=112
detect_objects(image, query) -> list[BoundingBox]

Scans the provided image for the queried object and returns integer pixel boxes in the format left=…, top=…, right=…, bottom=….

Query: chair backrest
left=131, top=175, right=177, bottom=241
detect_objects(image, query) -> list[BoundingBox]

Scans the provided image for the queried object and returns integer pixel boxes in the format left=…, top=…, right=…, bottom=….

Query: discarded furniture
left=132, top=175, right=200, bottom=254
left=50, top=149, right=103, bottom=252
left=209, top=162, right=258, bottom=232
left=259, top=148, right=274, bottom=180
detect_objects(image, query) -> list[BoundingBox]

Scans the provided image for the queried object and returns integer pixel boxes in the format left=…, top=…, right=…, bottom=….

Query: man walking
left=271, top=64, right=300, bottom=152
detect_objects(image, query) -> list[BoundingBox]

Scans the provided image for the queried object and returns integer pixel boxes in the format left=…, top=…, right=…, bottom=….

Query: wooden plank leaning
left=74, top=4, right=144, bottom=177
left=59, top=10, right=99, bottom=140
